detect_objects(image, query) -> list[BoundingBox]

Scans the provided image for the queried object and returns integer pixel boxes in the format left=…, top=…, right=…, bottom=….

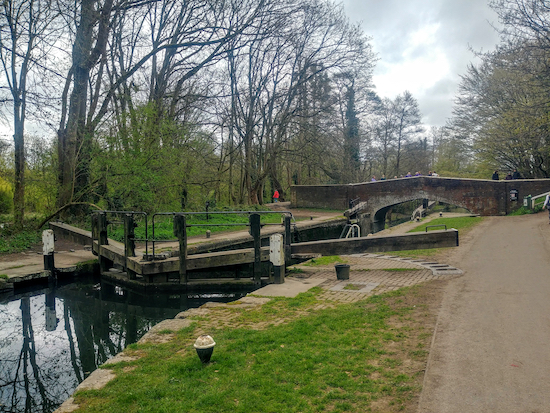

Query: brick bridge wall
left=290, top=176, right=550, bottom=217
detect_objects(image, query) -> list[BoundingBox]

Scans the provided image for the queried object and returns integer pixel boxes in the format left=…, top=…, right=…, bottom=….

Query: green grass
left=303, top=255, right=346, bottom=266
left=383, top=249, right=446, bottom=258
left=0, top=274, right=8, bottom=279
left=508, top=206, right=534, bottom=216
left=72, top=288, right=426, bottom=413
left=407, top=216, right=483, bottom=233
left=343, top=283, right=362, bottom=290
left=5, top=264, right=25, bottom=269
left=386, top=216, right=484, bottom=259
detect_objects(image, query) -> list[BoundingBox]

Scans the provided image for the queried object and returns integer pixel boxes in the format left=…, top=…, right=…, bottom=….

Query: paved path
left=418, top=214, right=550, bottom=412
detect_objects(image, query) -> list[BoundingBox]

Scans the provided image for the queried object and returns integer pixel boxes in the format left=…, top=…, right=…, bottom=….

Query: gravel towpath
left=417, top=213, right=550, bottom=412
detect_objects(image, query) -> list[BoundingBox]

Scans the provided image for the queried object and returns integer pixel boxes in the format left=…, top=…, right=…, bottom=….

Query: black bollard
left=174, top=214, right=187, bottom=284
left=249, top=213, right=261, bottom=286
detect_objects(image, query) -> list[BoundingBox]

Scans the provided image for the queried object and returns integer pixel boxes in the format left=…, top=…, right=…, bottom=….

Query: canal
left=0, top=275, right=249, bottom=413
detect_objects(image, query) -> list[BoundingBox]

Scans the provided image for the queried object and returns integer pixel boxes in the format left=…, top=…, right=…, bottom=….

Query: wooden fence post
left=249, top=213, right=261, bottom=286
left=174, top=214, right=187, bottom=284
left=98, top=212, right=109, bottom=273
left=124, top=214, right=137, bottom=280
left=284, top=214, right=292, bottom=263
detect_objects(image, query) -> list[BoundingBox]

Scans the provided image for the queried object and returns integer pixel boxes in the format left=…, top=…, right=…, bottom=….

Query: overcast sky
left=341, top=0, right=502, bottom=127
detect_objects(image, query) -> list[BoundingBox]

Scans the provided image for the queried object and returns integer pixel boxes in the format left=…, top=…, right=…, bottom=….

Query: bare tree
left=56, top=0, right=268, bottom=209
left=392, top=91, right=423, bottom=176
left=0, top=0, right=59, bottom=225
left=222, top=0, right=374, bottom=202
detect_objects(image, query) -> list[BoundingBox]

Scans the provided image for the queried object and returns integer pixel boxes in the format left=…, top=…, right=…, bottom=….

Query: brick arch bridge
left=290, top=176, right=550, bottom=232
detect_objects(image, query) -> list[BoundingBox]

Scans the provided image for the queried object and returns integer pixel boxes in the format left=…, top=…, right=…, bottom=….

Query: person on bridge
left=512, top=169, right=522, bottom=179
left=492, top=170, right=499, bottom=180
left=505, top=172, right=513, bottom=180
left=543, top=194, right=550, bottom=223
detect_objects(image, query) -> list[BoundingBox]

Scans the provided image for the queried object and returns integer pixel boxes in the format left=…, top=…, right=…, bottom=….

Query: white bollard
left=269, top=234, right=285, bottom=284
left=42, top=230, right=55, bottom=279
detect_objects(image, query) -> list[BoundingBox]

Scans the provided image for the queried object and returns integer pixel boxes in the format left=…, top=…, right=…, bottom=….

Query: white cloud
left=342, top=0, right=501, bottom=127
left=373, top=23, right=450, bottom=101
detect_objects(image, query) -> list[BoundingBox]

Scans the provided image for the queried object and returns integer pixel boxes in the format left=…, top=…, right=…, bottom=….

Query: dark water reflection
left=0, top=276, right=249, bottom=413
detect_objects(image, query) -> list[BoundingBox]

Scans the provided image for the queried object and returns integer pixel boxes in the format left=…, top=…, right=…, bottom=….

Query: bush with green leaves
left=0, top=187, right=11, bottom=214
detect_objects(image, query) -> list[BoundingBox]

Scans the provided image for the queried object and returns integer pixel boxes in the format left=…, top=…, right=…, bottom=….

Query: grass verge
left=303, top=255, right=346, bottom=266
left=73, top=285, right=439, bottom=413
left=407, top=216, right=483, bottom=233
left=387, top=216, right=484, bottom=259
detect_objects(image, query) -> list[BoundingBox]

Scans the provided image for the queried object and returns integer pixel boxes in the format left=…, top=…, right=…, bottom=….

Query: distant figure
left=544, top=194, right=550, bottom=223
left=512, top=169, right=521, bottom=179
left=432, top=171, right=439, bottom=177
left=405, top=172, right=412, bottom=177
left=273, top=189, right=279, bottom=203
left=415, top=171, right=421, bottom=176
left=371, top=176, right=376, bottom=182
left=505, top=172, right=513, bottom=180
left=380, top=175, right=386, bottom=180
left=492, top=170, right=499, bottom=180
left=428, top=171, right=433, bottom=176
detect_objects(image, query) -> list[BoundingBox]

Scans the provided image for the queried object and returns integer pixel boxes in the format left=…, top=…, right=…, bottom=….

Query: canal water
left=0, top=275, right=249, bottom=413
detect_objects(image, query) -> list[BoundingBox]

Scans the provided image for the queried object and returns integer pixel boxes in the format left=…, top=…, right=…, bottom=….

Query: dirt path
left=417, top=213, right=550, bottom=412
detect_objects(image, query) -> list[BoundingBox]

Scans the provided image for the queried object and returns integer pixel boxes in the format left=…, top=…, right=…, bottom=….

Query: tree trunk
left=13, top=103, right=25, bottom=227
left=57, top=0, right=113, bottom=207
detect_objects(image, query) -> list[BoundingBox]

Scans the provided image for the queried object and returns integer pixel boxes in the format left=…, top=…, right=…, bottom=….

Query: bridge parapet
left=291, top=176, right=550, bottom=217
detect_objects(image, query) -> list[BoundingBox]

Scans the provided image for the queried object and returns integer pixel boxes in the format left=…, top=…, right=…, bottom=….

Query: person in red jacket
left=273, top=189, right=279, bottom=203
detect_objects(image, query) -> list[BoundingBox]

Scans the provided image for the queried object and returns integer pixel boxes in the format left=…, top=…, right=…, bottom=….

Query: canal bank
left=0, top=206, right=347, bottom=296
left=53, top=253, right=463, bottom=413
left=1, top=208, right=465, bottom=412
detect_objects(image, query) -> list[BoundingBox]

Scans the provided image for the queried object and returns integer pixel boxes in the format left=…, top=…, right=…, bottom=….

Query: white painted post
left=42, top=230, right=55, bottom=281
left=270, top=234, right=285, bottom=284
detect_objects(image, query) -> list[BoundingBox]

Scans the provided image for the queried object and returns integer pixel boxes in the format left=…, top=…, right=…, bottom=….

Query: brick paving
left=296, top=254, right=461, bottom=304
left=173, top=253, right=463, bottom=333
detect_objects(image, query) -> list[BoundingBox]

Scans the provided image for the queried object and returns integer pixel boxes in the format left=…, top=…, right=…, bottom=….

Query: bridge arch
left=370, top=196, right=472, bottom=232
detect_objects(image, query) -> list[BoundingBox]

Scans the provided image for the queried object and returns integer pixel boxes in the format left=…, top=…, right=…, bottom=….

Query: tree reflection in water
left=0, top=277, right=246, bottom=412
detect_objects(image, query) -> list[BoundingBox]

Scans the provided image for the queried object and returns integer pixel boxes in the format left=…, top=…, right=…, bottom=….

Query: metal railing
left=425, top=224, right=447, bottom=232
left=92, top=209, right=296, bottom=285
left=93, top=209, right=295, bottom=259
left=528, top=192, right=549, bottom=209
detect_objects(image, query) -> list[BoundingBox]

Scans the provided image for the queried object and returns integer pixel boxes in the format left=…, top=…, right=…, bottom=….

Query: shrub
left=0, top=181, right=12, bottom=214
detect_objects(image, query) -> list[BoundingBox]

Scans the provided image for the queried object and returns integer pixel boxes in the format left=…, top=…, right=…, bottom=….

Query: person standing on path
left=273, top=189, right=279, bottom=203
left=543, top=193, right=550, bottom=223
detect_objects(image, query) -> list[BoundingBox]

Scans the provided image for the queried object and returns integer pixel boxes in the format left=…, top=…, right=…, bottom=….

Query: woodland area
left=1, top=0, right=550, bottom=226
